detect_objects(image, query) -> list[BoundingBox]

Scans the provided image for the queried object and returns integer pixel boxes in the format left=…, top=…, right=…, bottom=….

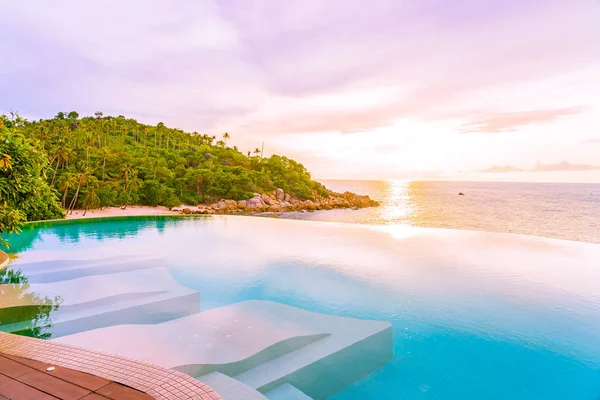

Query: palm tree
left=68, top=163, right=91, bottom=214
left=216, top=140, right=226, bottom=147
left=38, top=125, right=49, bottom=150
left=122, top=164, right=133, bottom=190
left=99, top=147, right=110, bottom=181
left=82, top=181, right=100, bottom=216
left=57, top=172, right=77, bottom=208
left=222, top=132, right=230, bottom=145
left=254, top=148, right=261, bottom=157
left=151, top=158, right=159, bottom=180
left=83, top=127, right=94, bottom=166
left=124, top=171, right=141, bottom=209
left=50, top=139, right=73, bottom=185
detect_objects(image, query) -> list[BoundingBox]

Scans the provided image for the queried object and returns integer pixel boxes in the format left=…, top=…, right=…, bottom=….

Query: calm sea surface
left=275, top=180, right=600, bottom=244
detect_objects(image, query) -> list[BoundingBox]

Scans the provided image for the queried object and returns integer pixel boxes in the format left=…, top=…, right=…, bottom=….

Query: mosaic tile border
left=0, top=332, right=222, bottom=400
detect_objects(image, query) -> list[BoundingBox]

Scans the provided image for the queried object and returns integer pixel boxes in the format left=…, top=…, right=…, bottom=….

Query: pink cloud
left=1, top=0, right=598, bottom=136
left=483, top=161, right=600, bottom=173
left=533, top=161, right=600, bottom=172
left=459, top=107, right=585, bottom=134
left=483, top=165, right=524, bottom=173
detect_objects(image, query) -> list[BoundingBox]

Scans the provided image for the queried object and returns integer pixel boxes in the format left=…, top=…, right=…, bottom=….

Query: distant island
left=0, top=112, right=377, bottom=245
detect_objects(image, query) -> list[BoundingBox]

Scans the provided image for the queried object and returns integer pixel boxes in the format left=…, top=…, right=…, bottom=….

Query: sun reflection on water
left=380, top=180, right=413, bottom=223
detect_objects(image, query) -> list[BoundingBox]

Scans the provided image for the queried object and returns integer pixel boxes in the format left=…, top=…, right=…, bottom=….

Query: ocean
left=273, top=180, right=600, bottom=244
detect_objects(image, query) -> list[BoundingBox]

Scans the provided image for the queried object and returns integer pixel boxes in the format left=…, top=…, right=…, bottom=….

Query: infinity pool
left=2, top=216, right=600, bottom=399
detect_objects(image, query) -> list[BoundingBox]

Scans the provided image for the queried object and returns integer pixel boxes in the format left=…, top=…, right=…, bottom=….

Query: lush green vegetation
left=2, top=111, right=330, bottom=219
left=1, top=114, right=64, bottom=249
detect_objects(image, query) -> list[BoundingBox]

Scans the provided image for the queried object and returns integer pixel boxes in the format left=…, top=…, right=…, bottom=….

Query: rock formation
left=173, top=188, right=379, bottom=215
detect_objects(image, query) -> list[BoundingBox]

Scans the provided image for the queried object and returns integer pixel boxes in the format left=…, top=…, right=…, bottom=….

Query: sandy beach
left=66, top=206, right=176, bottom=220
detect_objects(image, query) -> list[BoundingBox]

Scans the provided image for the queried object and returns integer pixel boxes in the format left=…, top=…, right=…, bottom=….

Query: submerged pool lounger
left=0, top=267, right=200, bottom=337
left=2, top=246, right=393, bottom=399
left=55, top=300, right=393, bottom=400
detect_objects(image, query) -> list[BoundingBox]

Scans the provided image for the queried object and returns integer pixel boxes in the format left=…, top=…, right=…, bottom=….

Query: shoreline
left=173, top=189, right=379, bottom=215
left=67, top=189, right=379, bottom=219
left=66, top=206, right=175, bottom=220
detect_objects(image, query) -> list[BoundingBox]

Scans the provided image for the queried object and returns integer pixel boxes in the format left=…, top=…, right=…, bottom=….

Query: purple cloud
left=0, top=0, right=598, bottom=138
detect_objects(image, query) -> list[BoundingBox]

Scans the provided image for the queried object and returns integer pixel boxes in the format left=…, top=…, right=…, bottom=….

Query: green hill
left=3, top=111, right=336, bottom=212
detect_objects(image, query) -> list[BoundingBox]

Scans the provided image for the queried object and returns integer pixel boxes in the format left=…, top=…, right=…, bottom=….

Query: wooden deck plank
left=0, top=352, right=155, bottom=400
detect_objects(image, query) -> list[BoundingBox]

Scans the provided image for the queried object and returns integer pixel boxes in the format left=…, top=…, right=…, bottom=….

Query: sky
left=1, top=0, right=599, bottom=182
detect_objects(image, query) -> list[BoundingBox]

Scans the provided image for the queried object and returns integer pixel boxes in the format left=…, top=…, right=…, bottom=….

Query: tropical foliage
left=5, top=111, right=329, bottom=216
left=0, top=114, right=64, bottom=249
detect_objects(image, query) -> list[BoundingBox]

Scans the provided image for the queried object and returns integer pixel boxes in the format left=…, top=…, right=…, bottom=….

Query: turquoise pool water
left=2, top=216, right=600, bottom=399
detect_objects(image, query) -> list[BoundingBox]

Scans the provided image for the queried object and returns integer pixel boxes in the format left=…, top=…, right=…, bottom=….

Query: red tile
left=0, top=374, right=58, bottom=400
left=0, top=355, right=36, bottom=378
left=17, top=370, right=91, bottom=400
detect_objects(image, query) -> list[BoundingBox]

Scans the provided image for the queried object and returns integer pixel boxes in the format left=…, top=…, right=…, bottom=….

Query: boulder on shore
left=177, top=189, right=379, bottom=216
left=269, top=204, right=282, bottom=212
left=276, top=188, right=285, bottom=201
left=261, top=194, right=273, bottom=205
left=246, top=194, right=266, bottom=209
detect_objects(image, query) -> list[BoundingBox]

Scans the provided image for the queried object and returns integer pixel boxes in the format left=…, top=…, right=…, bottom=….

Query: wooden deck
left=0, top=332, right=221, bottom=400
left=0, top=353, right=153, bottom=399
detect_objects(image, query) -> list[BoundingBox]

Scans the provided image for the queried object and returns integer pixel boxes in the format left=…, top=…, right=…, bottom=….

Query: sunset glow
left=1, top=0, right=599, bottom=182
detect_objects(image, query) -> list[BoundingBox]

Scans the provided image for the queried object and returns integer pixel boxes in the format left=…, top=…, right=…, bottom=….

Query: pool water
left=2, top=216, right=600, bottom=399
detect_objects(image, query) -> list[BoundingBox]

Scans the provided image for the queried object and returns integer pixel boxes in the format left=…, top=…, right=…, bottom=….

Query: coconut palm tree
left=222, top=132, right=230, bottom=145
left=82, top=180, right=100, bottom=216
left=68, top=163, right=92, bottom=214
left=38, top=124, right=49, bottom=150
left=57, top=172, right=77, bottom=208
left=50, top=139, right=73, bottom=185
left=98, top=147, right=110, bottom=181
left=122, top=164, right=133, bottom=190
left=127, top=171, right=141, bottom=199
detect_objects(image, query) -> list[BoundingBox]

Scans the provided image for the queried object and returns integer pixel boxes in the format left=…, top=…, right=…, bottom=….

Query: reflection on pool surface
left=2, top=216, right=600, bottom=399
